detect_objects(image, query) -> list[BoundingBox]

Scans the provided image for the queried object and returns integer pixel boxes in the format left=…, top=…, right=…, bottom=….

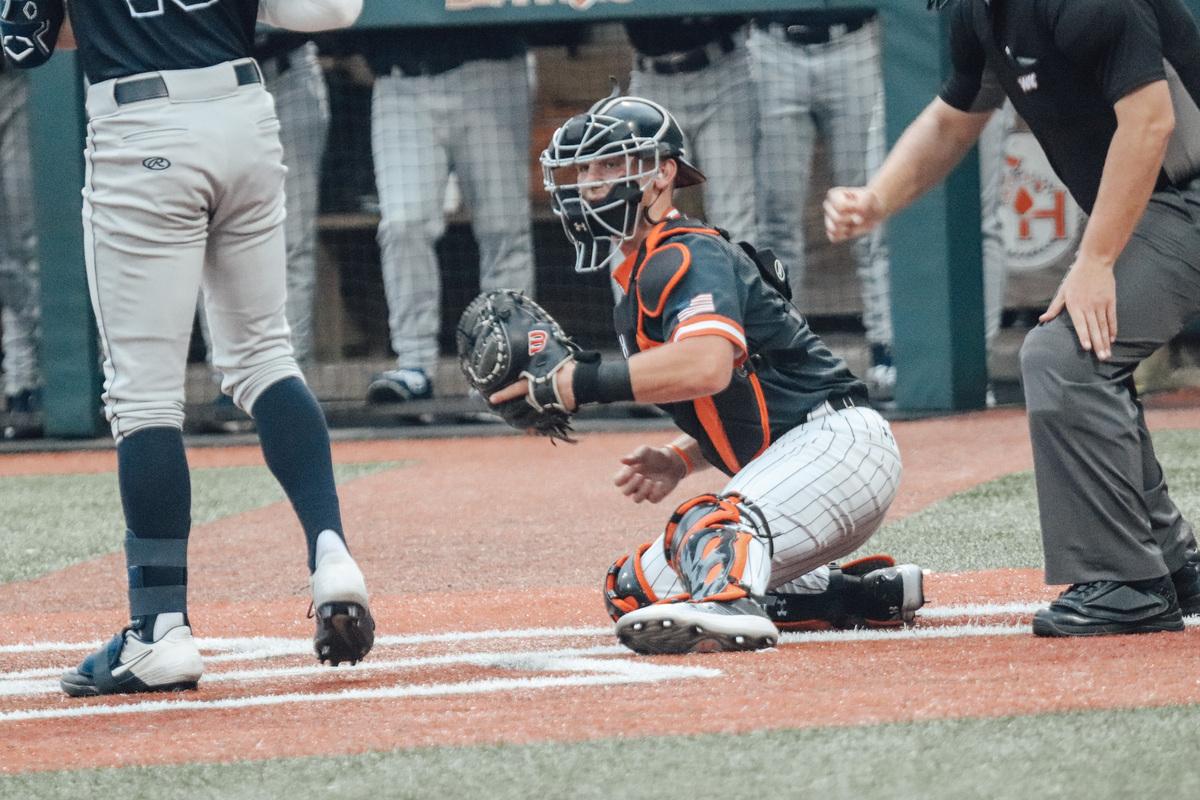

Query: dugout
left=27, top=0, right=1180, bottom=436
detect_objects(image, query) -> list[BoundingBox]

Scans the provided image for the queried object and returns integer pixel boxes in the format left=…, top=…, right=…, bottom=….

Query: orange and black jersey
left=612, top=212, right=866, bottom=477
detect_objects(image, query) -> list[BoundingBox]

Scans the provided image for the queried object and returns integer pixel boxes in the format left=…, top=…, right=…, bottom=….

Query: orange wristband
left=667, top=444, right=693, bottom=476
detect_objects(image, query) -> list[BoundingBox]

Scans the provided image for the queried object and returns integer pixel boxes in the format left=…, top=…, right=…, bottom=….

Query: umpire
left=825, top=0, right=1200, bottom=636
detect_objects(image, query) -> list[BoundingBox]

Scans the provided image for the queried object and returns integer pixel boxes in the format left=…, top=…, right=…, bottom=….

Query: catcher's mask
left=541, top=94, right=705, bottom=274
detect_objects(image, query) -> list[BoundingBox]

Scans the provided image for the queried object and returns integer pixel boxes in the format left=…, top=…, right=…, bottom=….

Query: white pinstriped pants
left=0, top=70, right=39, bottom=397
left=639, top=403, right=902, bottom=597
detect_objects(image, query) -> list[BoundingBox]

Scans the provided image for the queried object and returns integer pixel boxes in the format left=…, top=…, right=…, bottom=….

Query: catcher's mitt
left=456, top=290, right=580, bottom=442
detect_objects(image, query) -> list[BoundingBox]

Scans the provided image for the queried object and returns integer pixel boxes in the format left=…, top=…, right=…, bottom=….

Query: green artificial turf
left=6, top=703, right=1199, bottom=800
left=0, top=461, right=404, bottom=584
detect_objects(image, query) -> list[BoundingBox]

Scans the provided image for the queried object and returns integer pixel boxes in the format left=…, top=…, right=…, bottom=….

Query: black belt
left=636, top=33, right=739, bottom=76
left=756, top=19, right=867, bottom=46
left=803, top=393, right=861, bottom=423
left=394, top=55, right=469, bottom=79
left=113, top=61, right=262, bottom=106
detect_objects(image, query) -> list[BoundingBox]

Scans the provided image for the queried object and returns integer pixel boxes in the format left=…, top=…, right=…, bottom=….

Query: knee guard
left=663, top=492, right=772, bottom=603
left=603, top=542, right=659, bottom=622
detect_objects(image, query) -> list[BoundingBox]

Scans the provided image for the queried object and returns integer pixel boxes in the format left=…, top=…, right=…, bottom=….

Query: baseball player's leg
left=370, top=72, right=448, bottom=394
left=614, top=493, right=778, bottom=655
left=728, top=404, right=902, bottom=586
left=203, top=84, right=372, bottom=664
left=451, top=56, right=534, bottom=296
left=613, top=404, right=912, bottom=648
left=1021, top=190, right=1200, bottom=633
left=681, top=44, right=753, bottom=241
left=0, top=73, right=41, bottom=409
left=747, top=28, right=815, bottom=297
left=821, top=24, right=895, bottom=378
left=61, top=84, right=215, bottom=697
left=272, top=44, right=330, bottom=368
left=978, top=104, right=1010, bottom=350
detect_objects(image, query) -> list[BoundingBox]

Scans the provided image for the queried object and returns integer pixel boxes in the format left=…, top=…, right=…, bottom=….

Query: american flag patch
left=676, top=293, right=715, bottom=321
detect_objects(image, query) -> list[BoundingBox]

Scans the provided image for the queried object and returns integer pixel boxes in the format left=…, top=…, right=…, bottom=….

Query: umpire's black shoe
left=1170, top=553, right=1200, bottom=616
left=1032, top=577, right=1184, bottom=637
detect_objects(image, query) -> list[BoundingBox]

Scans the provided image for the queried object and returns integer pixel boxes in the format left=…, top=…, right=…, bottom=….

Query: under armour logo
left=1017, top=73, right=1038, bottom=93
left=142, top=157, right=171, bottom=171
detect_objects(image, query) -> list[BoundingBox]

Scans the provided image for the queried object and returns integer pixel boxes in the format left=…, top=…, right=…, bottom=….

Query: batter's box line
left=0, top=626, right=617, bottom=656
left=0, top=656, right=722, bottom=723
left=0, top=644, right=634, bottom=696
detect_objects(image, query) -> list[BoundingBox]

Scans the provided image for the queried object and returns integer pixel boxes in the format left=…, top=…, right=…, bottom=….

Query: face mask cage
left=541, top=113, right=664, bottom=273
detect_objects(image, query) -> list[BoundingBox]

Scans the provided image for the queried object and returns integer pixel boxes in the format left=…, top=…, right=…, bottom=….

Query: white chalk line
left=0, top=644, right=631, bottom=697
left=0, top=668, right=722, bottom=724
left=3, top=604, right=1196, bottom=720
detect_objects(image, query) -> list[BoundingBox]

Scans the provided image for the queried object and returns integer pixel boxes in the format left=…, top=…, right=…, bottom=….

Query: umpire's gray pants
left=1020, top=187, right=1200, bottom=584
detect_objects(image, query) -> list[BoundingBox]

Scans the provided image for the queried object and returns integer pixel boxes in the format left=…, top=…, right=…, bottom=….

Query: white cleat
left=310, top=530, right=375, bottom=666
left=60, top=622, right=203, bottom=697
left=615, top=597, right=779, bottom=655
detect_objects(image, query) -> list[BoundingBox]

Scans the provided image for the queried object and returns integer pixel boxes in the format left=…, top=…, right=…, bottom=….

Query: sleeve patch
left=636, top=242, right=691, bottom=318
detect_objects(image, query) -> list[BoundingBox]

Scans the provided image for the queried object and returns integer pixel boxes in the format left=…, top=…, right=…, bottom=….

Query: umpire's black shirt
left=940, top=0, right=1200, bottom=214
left=68, top=0, right=257, bottom=83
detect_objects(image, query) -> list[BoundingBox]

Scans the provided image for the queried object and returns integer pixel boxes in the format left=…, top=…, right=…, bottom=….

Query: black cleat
left=310, top=531, right=375, bottom=665
left=312, top=601, right=376, bottom=666
left=1170, top=553, right=1200, bottom=617
left=1032, top=577, right=1184, bottom=637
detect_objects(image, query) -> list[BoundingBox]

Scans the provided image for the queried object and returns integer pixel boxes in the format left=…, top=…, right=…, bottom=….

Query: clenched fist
left=824, top=186, right=885, bottom=243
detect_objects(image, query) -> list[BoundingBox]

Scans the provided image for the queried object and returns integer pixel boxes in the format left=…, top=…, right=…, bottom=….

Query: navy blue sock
left=117, top=426, right=192, bottom=633
left=251, top=377, right=344, bottom=571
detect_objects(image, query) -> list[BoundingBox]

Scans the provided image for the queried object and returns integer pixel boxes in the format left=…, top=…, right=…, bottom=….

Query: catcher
left=463, top=93, right=924, bottom=656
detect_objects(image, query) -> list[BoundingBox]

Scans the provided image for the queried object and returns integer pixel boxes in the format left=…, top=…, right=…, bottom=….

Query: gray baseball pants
left=750, top=21, right=892, bottom=345
left=84, top=60, right=302, bottom=440
left=198, top=44, right=330, bottom=367
left=0, top=70, right=40, bottom=398
left=1020, top=186, right=1200, bottom=584
left=371, top=55, right=534, bottom=377
left=629, top=32, right=759, bottom=244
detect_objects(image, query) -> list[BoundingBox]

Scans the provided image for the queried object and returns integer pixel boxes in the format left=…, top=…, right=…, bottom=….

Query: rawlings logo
left=142, top=157, right=171, bottom=171
left=528, top=330, right=548, bottom=356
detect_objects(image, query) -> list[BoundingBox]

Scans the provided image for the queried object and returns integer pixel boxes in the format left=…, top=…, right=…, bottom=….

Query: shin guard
left=604, top=542, right=660, bottom=621
left=663, top=493, right=772, bottom=603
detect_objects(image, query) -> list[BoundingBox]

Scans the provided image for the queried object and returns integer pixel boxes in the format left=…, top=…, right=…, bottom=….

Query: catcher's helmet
left=541, top=94, right=705, bottom=273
